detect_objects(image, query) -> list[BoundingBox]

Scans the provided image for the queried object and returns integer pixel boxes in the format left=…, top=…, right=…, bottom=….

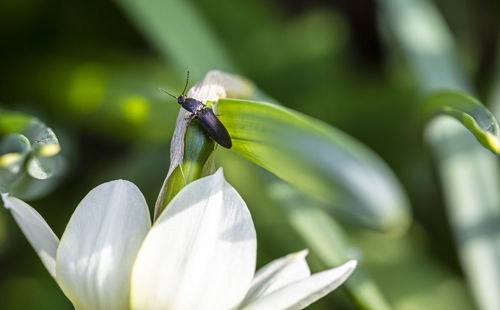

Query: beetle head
left=177, top=95, right=187, bottom=104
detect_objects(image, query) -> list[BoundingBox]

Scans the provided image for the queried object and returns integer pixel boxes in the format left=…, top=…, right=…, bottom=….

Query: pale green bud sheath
left=158, top=120, right=216, bottom=218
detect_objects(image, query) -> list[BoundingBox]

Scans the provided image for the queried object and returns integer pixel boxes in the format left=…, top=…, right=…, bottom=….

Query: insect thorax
left=182, top=98, right=205, bottom=114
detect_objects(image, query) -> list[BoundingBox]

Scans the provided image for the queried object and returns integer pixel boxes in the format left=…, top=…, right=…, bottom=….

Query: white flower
left=1, top=169, right=356, bottom=310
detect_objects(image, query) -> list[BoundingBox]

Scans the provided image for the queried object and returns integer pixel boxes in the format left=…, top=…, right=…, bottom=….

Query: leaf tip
left=379, top=207, right=412, bottom=236
left=484, top=133, right=500, bottom=155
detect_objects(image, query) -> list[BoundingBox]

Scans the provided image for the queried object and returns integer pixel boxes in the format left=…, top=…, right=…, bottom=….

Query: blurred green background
left=1, top=0, right=500, bottom=309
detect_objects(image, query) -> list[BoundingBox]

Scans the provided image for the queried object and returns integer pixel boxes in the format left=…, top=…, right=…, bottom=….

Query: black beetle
left=160, top=71, right=232, bottom=149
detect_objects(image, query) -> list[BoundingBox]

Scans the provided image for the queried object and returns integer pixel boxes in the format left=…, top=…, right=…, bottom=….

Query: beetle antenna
left=181, top=70, right=190, bottom=95
left=159, top=88, right=178, bottom=99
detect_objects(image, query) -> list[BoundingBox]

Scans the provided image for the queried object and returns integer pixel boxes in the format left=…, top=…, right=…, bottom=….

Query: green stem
left=154, top=120, right=215, bottom=220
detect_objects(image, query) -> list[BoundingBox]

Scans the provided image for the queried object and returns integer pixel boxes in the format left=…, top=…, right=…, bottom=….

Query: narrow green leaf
left=113, top=0, right=237, bottom=78
left=422, top=90, right=500, bottom=154
left=268, top=179, right=392, bottom=310
left=349, top=226, right=476, bottom=310
left=379, top=0, right=500, bottom=309
left=218, top=99, right=411, bottom=233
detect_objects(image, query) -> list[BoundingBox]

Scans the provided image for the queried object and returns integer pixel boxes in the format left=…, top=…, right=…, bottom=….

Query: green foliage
left=2, top=0, right=500, bottom=309
left=218, top=98, right=410, bottom=234
left=114, top=0, right=237, bottom=79
left=39, top=60, right=180, bottom=142
left=422, top=90, right=500, bottom=154
left=268, top=179, right=392, bottom=310
left=380, top=0, right=500, bottom=309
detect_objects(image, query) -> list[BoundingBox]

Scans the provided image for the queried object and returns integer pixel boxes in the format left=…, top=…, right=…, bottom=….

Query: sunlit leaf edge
left=218, top=98, right=411, bottom=233
left=422, top=90, right=500, bottom=154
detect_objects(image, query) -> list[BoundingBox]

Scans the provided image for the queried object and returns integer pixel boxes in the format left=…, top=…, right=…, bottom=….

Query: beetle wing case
left=197, top=108, right=232, bottom=149
left=182, top=98, right=204, bottom=114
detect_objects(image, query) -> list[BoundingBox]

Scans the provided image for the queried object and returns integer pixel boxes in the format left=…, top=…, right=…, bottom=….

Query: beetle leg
left=184, top=113, right=195, bottom=122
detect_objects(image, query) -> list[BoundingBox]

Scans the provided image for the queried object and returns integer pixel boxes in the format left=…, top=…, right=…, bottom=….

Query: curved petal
left=131, top=168, right=256, bottom=310
left=1, top=193, right=59, bottom=278
left=56, top=180, right=151, bottom=310
left=241, top=260, right=357, bottom=310
left=240, top=250, right=310, bottom=307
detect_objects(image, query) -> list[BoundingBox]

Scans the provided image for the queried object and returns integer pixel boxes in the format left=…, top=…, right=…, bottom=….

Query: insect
left=160, top=71, right=232, bottom=149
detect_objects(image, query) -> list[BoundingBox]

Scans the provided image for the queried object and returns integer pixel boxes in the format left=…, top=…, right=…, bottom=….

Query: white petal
left=56, top=180, right=151, bottom=310
left=2, top=193, right=59, bottom=278
left=131, top=168, right=256, bottom=310
left=241, top=260, right=357, bottom=310
left=240, top=250, right=310, bottom=307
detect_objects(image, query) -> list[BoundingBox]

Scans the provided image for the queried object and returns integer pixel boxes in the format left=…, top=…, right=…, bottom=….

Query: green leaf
left=218, top=99, right=411, bottom=233
left=268, top=179, right=392, bottom=310
left=349, top=226, right=476, bottom=310
left=379, top=0, right=500, bottom=308
left=422, top=90, right=500, bottom=154
left=114, top=0, right=237, bottom=78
